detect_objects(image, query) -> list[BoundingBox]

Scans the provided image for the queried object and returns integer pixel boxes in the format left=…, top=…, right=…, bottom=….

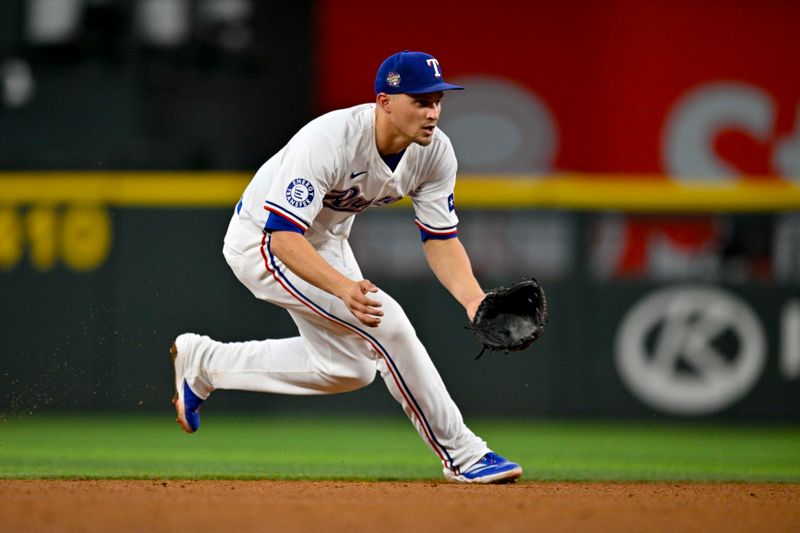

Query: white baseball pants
left=181, top=213, right=489, bottom=472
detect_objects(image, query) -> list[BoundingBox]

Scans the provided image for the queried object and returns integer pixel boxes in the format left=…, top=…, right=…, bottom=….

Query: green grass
left=1, top=414, right=799, bottom=482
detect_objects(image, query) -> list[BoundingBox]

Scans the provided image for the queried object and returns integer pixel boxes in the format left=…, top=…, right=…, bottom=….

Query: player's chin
left=414, top=133, right=435, bottom=146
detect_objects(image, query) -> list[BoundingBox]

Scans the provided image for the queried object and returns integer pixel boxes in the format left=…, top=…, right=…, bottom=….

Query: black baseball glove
left=469, top=278, right=548, bottom=358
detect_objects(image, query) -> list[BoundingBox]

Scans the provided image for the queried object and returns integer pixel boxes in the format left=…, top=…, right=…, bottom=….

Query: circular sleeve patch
left=285, top=178, right=316, bottom=208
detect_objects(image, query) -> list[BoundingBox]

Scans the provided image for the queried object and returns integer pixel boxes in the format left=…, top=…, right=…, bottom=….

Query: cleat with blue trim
left=443, top=452, right=523, bottom=484
left=171, top=336, right=204, bottom=433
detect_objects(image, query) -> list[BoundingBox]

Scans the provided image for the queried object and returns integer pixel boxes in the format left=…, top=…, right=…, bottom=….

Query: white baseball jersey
left=184, top=101, right=491, bottom=476
left=236, top=103, right=459, bottom=246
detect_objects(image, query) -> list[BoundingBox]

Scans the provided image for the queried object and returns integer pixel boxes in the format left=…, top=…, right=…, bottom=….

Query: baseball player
left=171, top=50, right=522, bottom=484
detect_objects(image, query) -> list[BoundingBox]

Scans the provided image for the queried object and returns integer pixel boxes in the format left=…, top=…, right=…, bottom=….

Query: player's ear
left=376, top=92, right=392, bottom=113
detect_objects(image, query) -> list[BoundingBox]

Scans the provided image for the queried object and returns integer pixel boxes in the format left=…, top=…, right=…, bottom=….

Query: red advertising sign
left=316, top=0, right=800, bottom=179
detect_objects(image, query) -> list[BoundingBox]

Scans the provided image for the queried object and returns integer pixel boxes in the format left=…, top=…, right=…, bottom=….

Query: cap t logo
left=374, top=51, right=463, bottom=95
left=426, top=58, right=442, bottom=78
left=386, top=72, right=401, bottom=87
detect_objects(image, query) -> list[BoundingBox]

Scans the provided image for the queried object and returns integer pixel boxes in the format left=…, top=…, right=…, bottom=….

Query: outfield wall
left=1, top=173, right=798, bottom=420
left=1, top=3, right=798, bottom=420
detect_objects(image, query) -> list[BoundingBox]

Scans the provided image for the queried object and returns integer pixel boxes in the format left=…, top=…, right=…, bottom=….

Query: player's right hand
left=340, top=280, right=383, bottom=327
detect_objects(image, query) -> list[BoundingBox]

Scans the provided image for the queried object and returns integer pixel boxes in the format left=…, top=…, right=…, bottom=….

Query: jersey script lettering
left=323, top=186, right=403, bottom=212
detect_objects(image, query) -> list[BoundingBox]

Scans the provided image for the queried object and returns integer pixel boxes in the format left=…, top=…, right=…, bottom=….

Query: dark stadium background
left=1, top=0, right=798, bottom=421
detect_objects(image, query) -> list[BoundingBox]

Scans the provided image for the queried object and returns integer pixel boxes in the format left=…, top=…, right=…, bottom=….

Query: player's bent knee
left=372, top=297, right=416, bottom=343
left=324, top=362, right=377, bottom=393
left=375, top=317, right=417, bottom=348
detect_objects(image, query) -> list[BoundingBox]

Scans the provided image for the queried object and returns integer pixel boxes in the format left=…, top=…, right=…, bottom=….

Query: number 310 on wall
left=0, top=205, right=111, bottom=272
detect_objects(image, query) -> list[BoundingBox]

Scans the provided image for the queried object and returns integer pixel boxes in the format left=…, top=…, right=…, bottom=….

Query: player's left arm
left=422, top=237, right=485, bottom=321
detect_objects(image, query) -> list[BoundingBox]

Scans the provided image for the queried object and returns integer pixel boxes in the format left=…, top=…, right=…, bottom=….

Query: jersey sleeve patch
left=284, top=178, right=315, bottom=208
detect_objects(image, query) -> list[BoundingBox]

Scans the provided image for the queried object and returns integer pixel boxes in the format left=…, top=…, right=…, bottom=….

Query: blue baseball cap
left=375, top=50, right=464, bottom=95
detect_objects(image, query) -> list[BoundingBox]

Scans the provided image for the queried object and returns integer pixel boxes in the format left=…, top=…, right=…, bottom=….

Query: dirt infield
left=1, top=480, right=798, bottom=532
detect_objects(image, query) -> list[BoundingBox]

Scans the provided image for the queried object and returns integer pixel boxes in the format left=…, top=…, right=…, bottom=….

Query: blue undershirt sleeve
left=419, top=228, right=458, bottom=242
left=265, top=212, right=306, bottom=234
